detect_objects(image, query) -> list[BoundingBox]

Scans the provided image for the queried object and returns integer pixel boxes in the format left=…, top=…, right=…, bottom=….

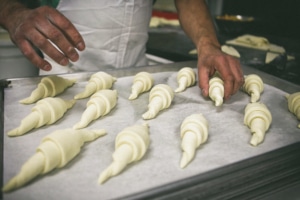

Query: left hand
left=197, top=43, right=244, bottom=100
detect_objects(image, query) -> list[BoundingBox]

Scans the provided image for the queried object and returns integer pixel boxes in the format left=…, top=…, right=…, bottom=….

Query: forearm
left=174, top=0, right=220, bottom=50
left=0, top=0, right=26, bottom=29
left=0, top=0, right=39, bottom=30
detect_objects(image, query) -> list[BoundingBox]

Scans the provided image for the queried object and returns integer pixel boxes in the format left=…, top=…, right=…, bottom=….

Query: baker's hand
left=197, top=43, right=244, bottom=100
left=5, top=6, right=85, bottom=71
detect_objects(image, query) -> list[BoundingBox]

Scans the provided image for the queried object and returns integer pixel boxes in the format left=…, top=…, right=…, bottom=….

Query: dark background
left=222, top=0, right=300, bottom=39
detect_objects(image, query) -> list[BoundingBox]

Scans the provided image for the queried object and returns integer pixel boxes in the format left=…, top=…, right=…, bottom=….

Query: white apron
left=40, top=0, right=152, bottom=75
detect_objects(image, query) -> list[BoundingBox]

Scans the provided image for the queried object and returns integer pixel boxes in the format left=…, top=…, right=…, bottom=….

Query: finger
left=228, top=57, right=244, bottom=95
left=223, top=76, right=234, bottom=100
left=26, top=29, right=70, bottom=66
left=214, top=58, right=234, bottom=99
left=29, top=11, right=79, bottom=63
left=198, top=63, right=211, bottom=97
left=18, top=39, right=52, bottom=71
left=35, top=20, right=79, bottom=62
left=46, top=8, right=85, bottom=51
left=228, top=58, right=244, bottom=94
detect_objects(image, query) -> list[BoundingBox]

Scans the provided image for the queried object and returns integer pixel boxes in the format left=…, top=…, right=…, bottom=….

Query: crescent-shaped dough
left=98, top=123, right=150, bottom=184
left=8, top=97, right=76, bottom=137
left=175, top=67, right=196, bottom=93
left=244, top=102, right=272, bottom=146
left=180, top=113, right=209, bottom=168
left=209, top=76, right=224, bottom=106
left=74, top=71, right=117, bottom=100
left=142, top=84, right=174, bottom=120
left=242, top=74, right=264, bottom=103
left=73, top=89, right=118, bottom=129
left=2, top=128, right=106, bottom=192
left=19, top=75, right=76, bottom=104
left=286, top=92, right=300, bottom=128
left=129, top=72, right=154, bottom=100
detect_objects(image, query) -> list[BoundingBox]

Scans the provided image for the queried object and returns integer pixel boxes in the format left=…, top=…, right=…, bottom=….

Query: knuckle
left=215, top=54, right=227, bottom=63
left=22, top=49, right=34, bottom=58
left=60, top=21, right=73, bottom=31
left=49, top=29, right=61, bottom=40
left=225, top=75, right=234, bottom=82
left=35, top=39, right=48, bottom=48
left=19, top=45, right=34, bottom=58
left=37, top=6, right=53, bottom=15
left=22, top=48, right=35, bottom=60
left=238, top=76, right=245, bottom=85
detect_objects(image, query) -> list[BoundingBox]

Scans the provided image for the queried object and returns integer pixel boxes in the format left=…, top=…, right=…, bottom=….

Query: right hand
left=5, top=6, right=85, bottom=71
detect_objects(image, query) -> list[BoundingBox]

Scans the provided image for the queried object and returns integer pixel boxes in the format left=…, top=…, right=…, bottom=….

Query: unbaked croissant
left=8, top=97, right=76, bottom=137
left=73, top=89, right=118, bottom=129
left=175, top=67, right=196, bottom=93
left=98, top=123, right=150, bottom=184
left=142, top=84, right=174, bottom=120
left=209, top=76, right=224, bottom=106
left=286, top=92, right=300, bottom=128
left=2, top=128, right=106, bottom=192
left=74, top=71, right=117, bottom=100
left=20, top=75, right=76, bottom=104
left=129, top=72, right=154, bottom=100
left=244, top=102, right=272, bottom=146
left=180, top=114, right=209, bottom=168
left=242, top=74, right=264, bottom=103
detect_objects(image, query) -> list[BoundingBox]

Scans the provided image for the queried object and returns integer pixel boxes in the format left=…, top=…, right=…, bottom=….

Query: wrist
left=0, top=1, right=29, bottom=30
left=196, top=36, right=221, bottom=53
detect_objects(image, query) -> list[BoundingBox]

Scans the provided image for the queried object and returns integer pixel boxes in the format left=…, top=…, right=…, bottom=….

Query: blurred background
left=1, top=0, right=299, bottom=85
left=148, top=0, right=300, bottom=85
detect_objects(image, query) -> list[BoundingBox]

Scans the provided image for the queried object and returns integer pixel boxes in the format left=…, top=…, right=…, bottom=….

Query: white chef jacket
left=40, top=0, right=153, bottom=75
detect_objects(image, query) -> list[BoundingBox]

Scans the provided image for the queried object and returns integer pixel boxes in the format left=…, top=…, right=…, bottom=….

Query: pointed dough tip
left=7, top=129, right=20, bottom=137
left=72, top=124, right=81, bottom=130
left=128, top=92, right=138, bottom=100
left=142, top=111, right=155, bottom=120
left=81, top=129, right=107, bottom=142
left=214, top=98, right=223, bottom=106
left=2, top=180, right=15, bottom=193
left=180, top=155, right=189, bottom=169
left=250, top=132, right=263, bottom=146
left=19, top=98, right=31, bottom=104
left=74, top=92, right=87, bottom=100
left=250, top=96, right=259, bottom=103
left=180, top=151, right=194, bottom=168
left=174, top=87, right=184, bottom=93
left=98, top=169, right=112, bottom=184
left=66, top=99, right=76, bottom=108
left=250, top=138, right=259, bottom=146
left=73, top=95, right=81, bottom=100
left=2, top=176, right=19, bottom=193
left=93, top=129, right=107, bottom=137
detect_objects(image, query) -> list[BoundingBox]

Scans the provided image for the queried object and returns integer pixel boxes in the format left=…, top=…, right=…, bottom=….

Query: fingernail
left=201, top=89, right=208, bottom=96
left=60, top=58, right=69, bottom=66
left=70, top=52, right=79, bottom=61
left=43, top=65, right=51, bottom=71
left=76, top=42, right=85, bottom=51
left=225, top=95, right=231, bottom=100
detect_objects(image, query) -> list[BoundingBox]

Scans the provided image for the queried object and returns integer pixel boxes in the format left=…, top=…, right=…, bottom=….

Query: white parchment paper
left=3, top=70, right=300, bottom=200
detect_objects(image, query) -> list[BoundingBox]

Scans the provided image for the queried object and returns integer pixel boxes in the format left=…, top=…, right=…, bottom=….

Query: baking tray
left=1, top=61, right=300, bottom=200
